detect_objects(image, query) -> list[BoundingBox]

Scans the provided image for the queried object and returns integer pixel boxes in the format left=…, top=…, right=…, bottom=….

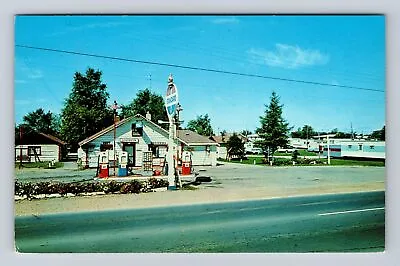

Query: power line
left=15, top=44, right=384, bottom=93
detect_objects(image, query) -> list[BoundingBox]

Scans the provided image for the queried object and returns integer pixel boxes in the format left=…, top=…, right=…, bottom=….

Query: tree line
left=15, top=67, right=216, bottom=151
left=15, top=67, right=385, bottom=160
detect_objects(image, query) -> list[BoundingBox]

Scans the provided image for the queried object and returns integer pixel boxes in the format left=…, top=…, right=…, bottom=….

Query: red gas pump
left=181, top=151, right=192, bottom=175
left=98, top=151, right=109, bottom=178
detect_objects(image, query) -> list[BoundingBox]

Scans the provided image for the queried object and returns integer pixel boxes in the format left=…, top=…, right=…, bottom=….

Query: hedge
left=15, top=178, right=169, bottom=200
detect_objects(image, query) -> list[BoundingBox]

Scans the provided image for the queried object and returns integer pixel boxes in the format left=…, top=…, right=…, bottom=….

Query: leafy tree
left=120, top=88, right=168, bottom=126
left=241, top=130, right=252, bottom=137
left=291, top=125, right=316, bottom=139
left=256, top=91, right=291, bottom=161
left=60, top=68, right=113, bottom=150
left=21, top=108, right=59, bottom=136
left=370, top=126, right=385, bottom=141
left=334, top=131, right=353, bottom=139
left=226, top=133, right=245, bottom=160
left=186, top=114, right=213, bottom=136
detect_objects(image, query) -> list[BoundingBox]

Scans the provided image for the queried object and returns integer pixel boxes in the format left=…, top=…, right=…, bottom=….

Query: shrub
left=14, top=178, right=169, bottom=199
left=292, top=150, right=299, bottom=162
left=147, top=178, right=169, bottom=189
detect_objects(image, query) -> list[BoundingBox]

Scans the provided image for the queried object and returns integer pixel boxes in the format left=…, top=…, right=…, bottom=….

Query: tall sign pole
left=165, top=74, right=180, bottom=190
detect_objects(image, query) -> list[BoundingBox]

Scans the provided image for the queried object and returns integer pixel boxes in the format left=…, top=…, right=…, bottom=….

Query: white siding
left=15, top=144, right=60, bottom=162
left=78, top=117, right=219, bottom=168
left=142, top=124, right=169, bottom=144
left=80, top=119, right=171, bottom=168
left=217, top=146, right=227, bottom=159
left=191, top=148, right=217, bottom=166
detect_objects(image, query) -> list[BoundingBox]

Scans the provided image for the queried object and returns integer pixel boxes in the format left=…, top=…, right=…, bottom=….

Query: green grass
left=326, top=159, right=385, bottom=167
left=15, top=161, right=64, bottom=169
left=275, top=150, right=318, bottom=156
left=218, top=157, right=384, bottom=167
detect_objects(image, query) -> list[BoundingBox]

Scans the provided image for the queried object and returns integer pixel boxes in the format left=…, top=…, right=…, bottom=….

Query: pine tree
left=256, top=91, right=291, bottom=161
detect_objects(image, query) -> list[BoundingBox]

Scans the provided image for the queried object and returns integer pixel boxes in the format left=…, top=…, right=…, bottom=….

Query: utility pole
left=327, top=134, right=331, bottom=165
left=19, top=126, right=23, bottom=169
left=351, top=122, right=354, bottom=140
left=112, top=100, right=120, bottom=177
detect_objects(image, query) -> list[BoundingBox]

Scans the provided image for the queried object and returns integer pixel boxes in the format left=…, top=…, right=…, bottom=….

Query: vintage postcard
left=14, top=15, right=385, bottom=253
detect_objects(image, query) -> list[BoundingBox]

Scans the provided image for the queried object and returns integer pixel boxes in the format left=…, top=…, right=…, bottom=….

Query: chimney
left=146, top=111, right=151, bottom=120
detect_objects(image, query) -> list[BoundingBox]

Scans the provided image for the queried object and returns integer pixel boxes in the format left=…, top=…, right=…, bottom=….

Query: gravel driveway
left=15, top=162, right=385, bottom=216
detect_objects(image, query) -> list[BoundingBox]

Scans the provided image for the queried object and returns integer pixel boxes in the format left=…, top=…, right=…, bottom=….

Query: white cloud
left=27, top=69, right=43, bottom=79
left=15, top=99, right=31, bottom=105
left=16, top=59, right=44, bottom=80
left=248, top=43, right=329, bottom=69
left=15, top=98, right=47, bottom=106
left=211, top=17, right=240, bottom=24
left=49, top=21, right=131, bottom=36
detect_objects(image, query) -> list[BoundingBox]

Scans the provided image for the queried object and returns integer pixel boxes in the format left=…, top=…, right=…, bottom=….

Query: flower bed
left=14, top=178, right=169, bottom=200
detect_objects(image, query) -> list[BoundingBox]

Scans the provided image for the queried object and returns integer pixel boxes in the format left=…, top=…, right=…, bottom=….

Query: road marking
left=297, top=200, right=339, bottom=207
left=318, top=207, right=385, bottom=216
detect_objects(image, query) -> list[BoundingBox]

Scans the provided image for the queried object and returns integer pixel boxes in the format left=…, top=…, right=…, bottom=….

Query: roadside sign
left=165, top=75, right=179, bottom=119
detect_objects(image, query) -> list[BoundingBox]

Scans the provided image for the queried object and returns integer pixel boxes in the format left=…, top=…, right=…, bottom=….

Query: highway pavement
left=15, top=191, right=385, bottom=253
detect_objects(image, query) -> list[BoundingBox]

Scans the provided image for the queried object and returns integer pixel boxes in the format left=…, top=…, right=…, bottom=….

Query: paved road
left=15, top=191, right=385, bottom=253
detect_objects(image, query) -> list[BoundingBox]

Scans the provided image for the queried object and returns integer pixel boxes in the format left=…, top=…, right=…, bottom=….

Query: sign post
left=165, top=74, right=180, bottom=190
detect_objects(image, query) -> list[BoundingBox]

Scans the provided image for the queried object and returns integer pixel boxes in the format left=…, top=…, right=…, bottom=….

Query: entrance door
left=123, top=143, right=136, bottom=167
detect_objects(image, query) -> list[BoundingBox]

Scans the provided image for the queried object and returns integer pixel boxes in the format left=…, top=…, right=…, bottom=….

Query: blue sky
left=14, top=15, right=385, bottom=135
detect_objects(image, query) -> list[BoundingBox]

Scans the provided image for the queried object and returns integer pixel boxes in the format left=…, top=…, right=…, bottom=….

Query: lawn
left=218, top=156, right=385, bottom=167
left=274, top=150, right=319, bottom=157
left=15, top=161, right=64, bottom=169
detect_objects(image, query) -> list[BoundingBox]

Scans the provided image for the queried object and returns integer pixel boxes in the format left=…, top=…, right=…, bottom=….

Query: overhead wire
left=15, top=44, right=384, bottom=93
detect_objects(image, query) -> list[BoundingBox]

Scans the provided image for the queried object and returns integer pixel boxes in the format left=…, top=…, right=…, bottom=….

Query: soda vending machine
left=98, top=151, right=109, bottom=178
left=118, top=151, right=128, bottom=177
left=181, top=151, right=192, bottom=175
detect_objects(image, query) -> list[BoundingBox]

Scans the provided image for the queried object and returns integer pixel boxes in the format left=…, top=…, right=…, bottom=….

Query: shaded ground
left=15, top=162, right=385, bottom=216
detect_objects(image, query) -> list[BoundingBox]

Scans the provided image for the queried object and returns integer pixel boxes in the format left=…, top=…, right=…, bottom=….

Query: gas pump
left=98, top=151, right=109, bottom=178
left=181, top=151, right=192, bottom=175
left=118, top=151, right=128, bottom=177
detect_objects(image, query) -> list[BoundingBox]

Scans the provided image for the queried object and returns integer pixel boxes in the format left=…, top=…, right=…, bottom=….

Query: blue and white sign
left=165, top=75, right=179, bottom=119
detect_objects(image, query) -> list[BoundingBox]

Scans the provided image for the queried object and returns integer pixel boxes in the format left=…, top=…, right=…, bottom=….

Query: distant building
left=322, top=140, right=385, bottom=160
left=15, top=132, right=67, bottom=162
left=210, top=133, right=248, bottom=158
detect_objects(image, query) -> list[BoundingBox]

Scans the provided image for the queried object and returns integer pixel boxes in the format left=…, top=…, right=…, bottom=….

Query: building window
left=149, top=144, right=167, bottom=158
left=132, top=123, right=143, bottom=136
left=28, top=146, right=41, bottom=156
left=359, top=145, right=363, bottom=151
left=348, top=145, right=352, bottom=149
left=100, top=142, right=113, bottom=151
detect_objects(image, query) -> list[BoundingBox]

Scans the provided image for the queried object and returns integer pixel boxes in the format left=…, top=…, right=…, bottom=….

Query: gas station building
left=77, top=113, right=218, bottom=170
